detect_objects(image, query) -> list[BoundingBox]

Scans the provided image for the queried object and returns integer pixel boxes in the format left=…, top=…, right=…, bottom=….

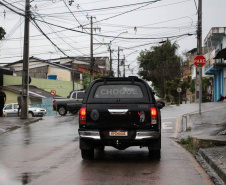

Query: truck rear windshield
left=94, top=85, right=143, bottom=99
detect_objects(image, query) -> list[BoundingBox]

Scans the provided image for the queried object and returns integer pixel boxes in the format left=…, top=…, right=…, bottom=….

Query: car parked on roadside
left=3, top=103, right=46, bottom=118
left=52, top=90, right=85, bottom=116
left=78, top=76, right=165, bottom=160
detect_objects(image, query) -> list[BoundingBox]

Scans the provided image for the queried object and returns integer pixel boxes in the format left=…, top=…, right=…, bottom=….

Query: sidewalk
left=0, top=117, right=42, bottom=135
left=177, top=102, right=226, bottom=185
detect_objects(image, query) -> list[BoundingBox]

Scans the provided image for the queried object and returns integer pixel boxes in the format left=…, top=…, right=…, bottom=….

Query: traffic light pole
left=21, top=0, right=30, bottom=119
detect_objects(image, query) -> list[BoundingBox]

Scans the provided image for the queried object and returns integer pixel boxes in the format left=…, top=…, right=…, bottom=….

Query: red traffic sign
left=50, top=89, right=56, bottom=95
left=177, top=88, right=182, bottom=93
left=194, top=55, right=206, bottom=68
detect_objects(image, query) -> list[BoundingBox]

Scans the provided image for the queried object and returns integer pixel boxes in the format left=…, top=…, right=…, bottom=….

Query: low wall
left=3, top=75, right=83, bottom=97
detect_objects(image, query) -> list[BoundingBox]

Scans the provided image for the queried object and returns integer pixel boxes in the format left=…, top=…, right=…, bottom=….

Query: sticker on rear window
left=94, top=85, right=143, bottom=98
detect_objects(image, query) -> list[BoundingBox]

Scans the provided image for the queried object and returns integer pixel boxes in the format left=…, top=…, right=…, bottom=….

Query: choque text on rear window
left=94, top=85, right=143, bottom=98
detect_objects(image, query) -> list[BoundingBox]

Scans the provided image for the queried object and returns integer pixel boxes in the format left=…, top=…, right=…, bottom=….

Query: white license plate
left=109, top=130, right=128, bottom=136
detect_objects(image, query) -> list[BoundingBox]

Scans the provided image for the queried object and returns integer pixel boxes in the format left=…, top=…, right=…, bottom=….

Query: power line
left=32, top=18, right=68, bottom=56
left=83, top=0, right=160, bottom=26
left=0, top=1, right=25, bottom=16
left=31, top=6, right=86, bottom=56
left=33, top=18, right=195, bottom=40
left=63, top=0, right=82, bottom=27
left=40, top=0, right=160, bottom=15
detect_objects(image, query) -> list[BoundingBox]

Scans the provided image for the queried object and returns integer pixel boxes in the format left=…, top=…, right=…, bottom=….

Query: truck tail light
left=150, top=108, right=157, bottom=124
left=52, top=99, right=56, bottom=104
left=79, top=108, right=86, bottom=124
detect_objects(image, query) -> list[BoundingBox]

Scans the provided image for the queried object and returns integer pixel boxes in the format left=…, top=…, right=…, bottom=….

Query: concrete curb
left=0, top=117, right=42, bottom=136
left=23, top=117, right=43, bottom=125
left=192, top=136, right=226, bottom=148
left=199, top=148, right=226, bottom=184
left=196, top=153, right=225, bottom=185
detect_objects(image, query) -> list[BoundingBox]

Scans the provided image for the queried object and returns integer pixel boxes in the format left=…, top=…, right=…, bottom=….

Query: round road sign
left=50, top=89, right=56, bottom=95
left=177, top=88, right=182, bottom=93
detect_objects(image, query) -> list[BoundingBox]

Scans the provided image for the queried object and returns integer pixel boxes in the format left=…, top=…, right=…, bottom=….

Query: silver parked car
left=3, top=103, right=46, bottom=118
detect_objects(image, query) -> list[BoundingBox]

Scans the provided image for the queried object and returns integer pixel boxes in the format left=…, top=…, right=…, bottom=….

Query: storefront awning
left=204, top=64, right=221, bottom=75
left=214, top=48, right=226, bottom=59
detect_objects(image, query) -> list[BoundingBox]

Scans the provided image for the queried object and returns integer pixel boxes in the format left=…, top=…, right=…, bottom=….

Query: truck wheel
left=81, top=149, right=94, bottom=160
left=58, top=106, right=67, bottom=116
left=149, top=149, right=161, bottom=160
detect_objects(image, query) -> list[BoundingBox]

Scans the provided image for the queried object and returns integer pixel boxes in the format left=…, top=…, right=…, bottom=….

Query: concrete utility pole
left=21, top=0, right=30, bottom=119
left=93, top=42, right=112, bottom=76
left=117, top=47, right=123, bottom=77
left=72, top=61, right=75, bottom=91
left=118, top=47, right=120, bottom=77
left=81, top=16, right=100, bottom=82
left=196, top=0, right=202, bottom=114
left=123, top=55, right=126, bottom=77
left=109, top=46, right=113, bottom=77
left=90, top=16, right=94, bottom=82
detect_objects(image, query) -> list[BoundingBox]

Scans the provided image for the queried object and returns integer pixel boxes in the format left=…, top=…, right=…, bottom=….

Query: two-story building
left=204, top=27, right=226, bottom=101
left=184, top=47, right=214, bottom=102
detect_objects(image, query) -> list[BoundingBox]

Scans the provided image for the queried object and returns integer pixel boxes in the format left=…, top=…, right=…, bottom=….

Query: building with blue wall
left=204, top=27, right=226, bottom=101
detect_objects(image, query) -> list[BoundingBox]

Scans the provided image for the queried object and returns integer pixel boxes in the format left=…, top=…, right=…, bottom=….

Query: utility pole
left=196, top=0, right=202, bottom=114
left=72, top=61, right=75, bottom=91
left=117, top=47, right=123, bottom=77
left=118, top=47, right=120, bottom=77
left=81, top=16, right=100, bottom=82
left=123, top=55, right=125, bottom=77
left=90, top=16, right=94, bottom=82
left=21, top=0, right=30, bottom=119
left=93, top=43, right=112, bottom=76
left=109, top=46, right=113, bottom=77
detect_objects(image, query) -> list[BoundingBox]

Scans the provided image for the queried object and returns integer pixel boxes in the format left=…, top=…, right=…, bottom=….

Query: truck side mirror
left=157, top=101, right=165, bottom=109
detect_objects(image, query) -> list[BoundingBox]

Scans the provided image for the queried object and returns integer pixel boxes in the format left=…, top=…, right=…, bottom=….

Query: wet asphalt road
left=0, top=107, right=213, bottom=185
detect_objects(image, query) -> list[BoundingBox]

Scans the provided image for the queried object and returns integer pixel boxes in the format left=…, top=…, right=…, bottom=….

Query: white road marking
left=162, top=122, right=173, bottom=129
left=162, top=117, right=177, bottom=119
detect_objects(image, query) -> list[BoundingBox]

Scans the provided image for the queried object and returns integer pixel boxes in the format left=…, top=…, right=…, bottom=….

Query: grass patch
left=179, top=136, right=197, bottom=155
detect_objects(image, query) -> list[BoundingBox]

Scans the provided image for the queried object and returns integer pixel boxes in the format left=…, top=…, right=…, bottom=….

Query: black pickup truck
left=52, top=90, right=85, bottom=116
left=78, top=76, right=165, bottom=160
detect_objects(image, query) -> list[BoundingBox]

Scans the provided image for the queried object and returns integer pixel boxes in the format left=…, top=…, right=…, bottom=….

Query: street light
left=110, top=31, right=128, bottom=45
left=109, top=31, right=128, bottom=77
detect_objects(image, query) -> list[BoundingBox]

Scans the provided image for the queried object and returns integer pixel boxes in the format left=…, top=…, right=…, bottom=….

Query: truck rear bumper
left=79, top=131, right=100, bottom=139
left=79, top=130, right=160, bottom=140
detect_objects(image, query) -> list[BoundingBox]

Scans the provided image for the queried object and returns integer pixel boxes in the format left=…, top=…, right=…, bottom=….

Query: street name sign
left=194, top=55, right=206, bottom=68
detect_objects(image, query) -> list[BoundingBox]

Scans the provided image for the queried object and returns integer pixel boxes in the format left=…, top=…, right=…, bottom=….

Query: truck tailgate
left=86, top=103, right=152, bottom=129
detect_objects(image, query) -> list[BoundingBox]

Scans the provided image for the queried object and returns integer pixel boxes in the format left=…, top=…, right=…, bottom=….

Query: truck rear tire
left=149, top=149, right=161, bottom=160
left=81, top=149, right=94, bottom=160
left=58, top=106, right=67, bottom=116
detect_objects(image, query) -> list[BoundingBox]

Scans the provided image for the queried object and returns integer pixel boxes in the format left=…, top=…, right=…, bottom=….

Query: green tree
left=81, top=72, right=91, bottom=90
left=0, top=27, right=6, bottom=40
left=81, top=72, right=109, bottom=89
left=138, top=40, right=181, bottom=98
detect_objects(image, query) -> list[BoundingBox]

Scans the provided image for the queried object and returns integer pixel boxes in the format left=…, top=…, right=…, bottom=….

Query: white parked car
left=3, top=103, right=46, bottom=118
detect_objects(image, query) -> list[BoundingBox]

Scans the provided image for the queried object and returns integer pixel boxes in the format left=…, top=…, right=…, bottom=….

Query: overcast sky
left=0, top=0, right=226, bottom=76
